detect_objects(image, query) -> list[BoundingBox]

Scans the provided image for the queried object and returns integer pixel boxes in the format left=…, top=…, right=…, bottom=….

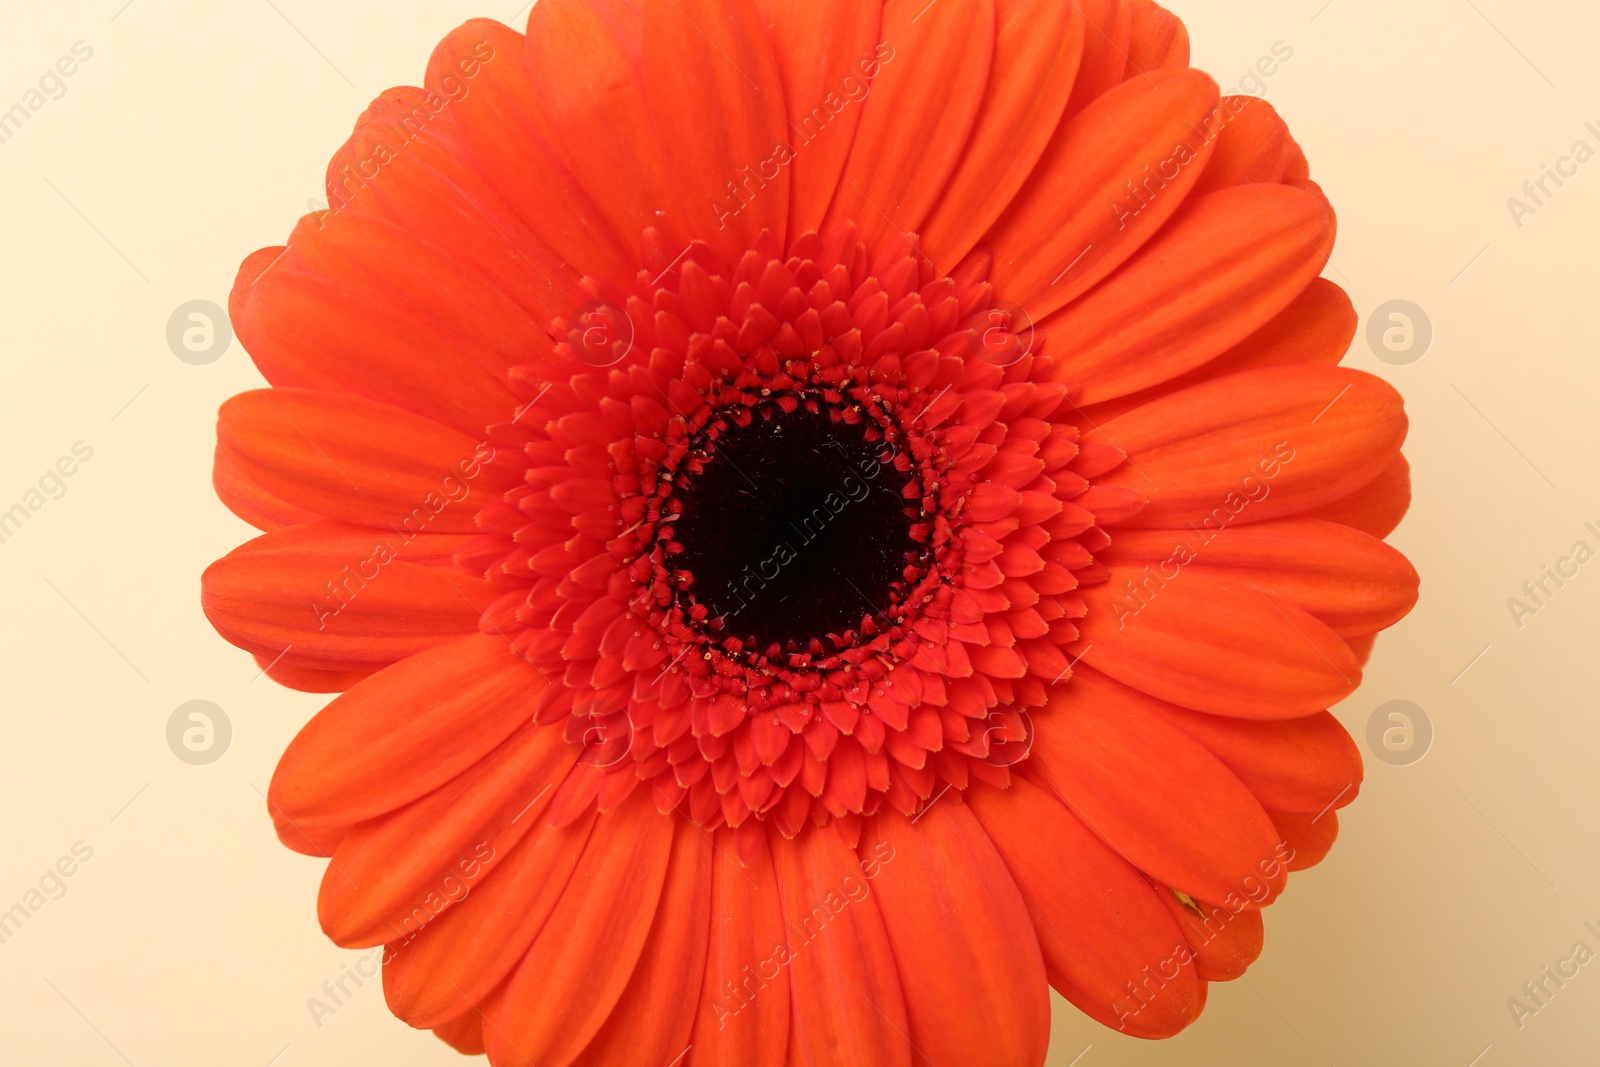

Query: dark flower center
left=669, top=403, right=920, bottom=651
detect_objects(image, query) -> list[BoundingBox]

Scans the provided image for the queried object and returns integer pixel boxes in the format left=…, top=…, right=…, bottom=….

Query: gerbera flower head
left=203, top=1, right=1418, bottom=1063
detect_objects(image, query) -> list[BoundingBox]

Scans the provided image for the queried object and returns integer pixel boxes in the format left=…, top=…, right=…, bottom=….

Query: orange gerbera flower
left=202, top=0, right=1418, bottom=1062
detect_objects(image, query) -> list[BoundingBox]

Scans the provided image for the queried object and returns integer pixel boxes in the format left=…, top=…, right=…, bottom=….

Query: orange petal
left=1209, top=277, right=1356, bottom=371
left=1147, top=705, right=1363, bottom=815
left=1031, top=667, right=1289, bottom=906
left=1062, top=0, right=1132, bottom=117
left=864, top=803, right=1050, bottom=1067
left=449, top=17, right=635, bottom=282
left=213, top=441, right=319, bottom=532
left=1155, top=886, right=1264, bottom=982
left=1041, top=184, right=1335, bottom=401
left=1079, top=277, right=1357, bottom=422
left=200, top=521, right=497, bottom=670
left=232, top=265, right=522, bottom=438
left=432, top=1009, right=487, bottom=1055
left=268, top=635, right=549, bottom=846
left=318, top=721, right=573, bottom=947
left=771, top=827, right=911, bottom=1067
left=1102, top=518, right=1419, bottom=637
left=1091, top=365, right=1408, bottom=528
left=383, top=808, right=596, bottom=1028
left=969, top=776, right=1206, bottom=1038
left=323, top=81, right=581, bottom=327
left=1123, top=0, right=1189, bottom=75
left=686, top=828, right=790, bottom=1067
left=824, top=0, right=995, bottom=256
left=986, top=68, right=1220, bottom=320
left=217, top=389, right=513, bottom=532
left=1270, top=808, right=1340, bottom=871
left=1189, top=96, right=1297, bottom=196
left=284, top=208, right=558, bottom=381
left=750, top=0, right=882, bottom=237
left=485, top=790, right=676, bottom=1067
left=571, top=818, right=713, bottom=1066
left=252, top=653, right=373, bottom=694
left=1074, top=567, right=1361, bottom=718
left=1305, top=452, right=1412, bottom=538
left=921, top=0, right=1084, bottom=270
left=643, top=0, right=790, bottom=257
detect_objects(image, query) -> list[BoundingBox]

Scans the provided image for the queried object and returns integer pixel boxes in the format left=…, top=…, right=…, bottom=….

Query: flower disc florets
left=461, top=225, right=1133, bottom=837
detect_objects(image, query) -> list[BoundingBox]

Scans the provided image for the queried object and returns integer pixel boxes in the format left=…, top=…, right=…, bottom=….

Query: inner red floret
left=456, top=224, right=1137, bottom=839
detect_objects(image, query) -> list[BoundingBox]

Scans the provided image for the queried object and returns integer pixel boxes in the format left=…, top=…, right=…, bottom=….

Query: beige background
left=0, top=1, right=1595, bottom=1064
